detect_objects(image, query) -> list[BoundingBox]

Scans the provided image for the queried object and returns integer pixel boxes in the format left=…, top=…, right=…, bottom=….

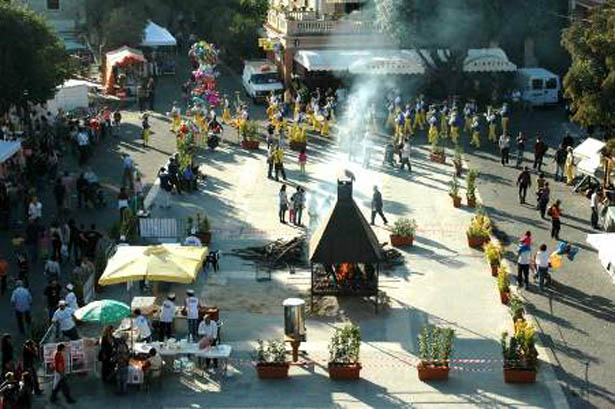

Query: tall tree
left=0, top=3, right=72, bottom=115
left=562, top=0, right=615, bottom=132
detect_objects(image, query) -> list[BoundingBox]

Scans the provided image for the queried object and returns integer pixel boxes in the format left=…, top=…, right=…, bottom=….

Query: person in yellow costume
left=484, top=107, right=498, bottom=143
left=564, top=147, right=575, bottom=185
left=427, top=106, right=439, bottom=145
left=463, top=102, right=474, bottom=134
left=414, top=97, right=426, bottom=131
left=221, top=94, right=231, bottom=124
left=448, top=108, right=460, bottom=144
left=402, top=104, right=413, bottom=138
left=170, top=101, right=181, bottom=133
left=500, top=102, right=510, bottom=136
left=386, top=101, right=395, bottom=130
left=439, top=105, right=449, bottom=140
left=470, top=114, right=481, bottom=148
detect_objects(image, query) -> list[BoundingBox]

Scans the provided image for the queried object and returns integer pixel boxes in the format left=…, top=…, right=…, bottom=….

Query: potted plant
left=240, top=120, right=260, bottom=149
left=328, top=324, right=361, bottom=380
left=466, top=169, right=478, bottom=207
left=255, top=339, right=289, bottom=379
left=483, top=241, right=502, bottom=277
left=466, top=211, right=492, bottom=248
left=430, top=139, right=446, bottom=163
left=417, top=325, right=455, bottom=381
left=501, top=320, right=538, bottom=383
left=508, top=295, right=525, bottom=324
left=497, top=264, right=511, bottom=305
left=187, top=213, right=212, bottom=245
left=449, top=173, right=461, bottom=208
left=390, top=218, right=417, bottom=247
left=453, top=144, right=463, bottom=176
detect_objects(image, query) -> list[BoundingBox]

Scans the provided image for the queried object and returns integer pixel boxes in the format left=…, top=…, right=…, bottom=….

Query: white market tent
left=0, top=140, right=22, bottom=163
left=294, top=48, right=516, bottom=74
left=46, top=79, right=98, bottom=115
left=587, top=233, right=615, bottom=283
left=141, top=21, right=177, bottom=47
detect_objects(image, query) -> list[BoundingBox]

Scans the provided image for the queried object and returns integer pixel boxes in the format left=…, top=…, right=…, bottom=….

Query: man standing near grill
left=371, top=186, right=388, bottom=226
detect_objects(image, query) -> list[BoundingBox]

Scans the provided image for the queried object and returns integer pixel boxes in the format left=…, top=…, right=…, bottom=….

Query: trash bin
left=283, top=298, right=306, bottom=341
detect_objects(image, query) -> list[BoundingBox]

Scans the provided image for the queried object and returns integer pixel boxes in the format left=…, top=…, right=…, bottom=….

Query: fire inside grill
left=309, top=180, right=382, bottom=313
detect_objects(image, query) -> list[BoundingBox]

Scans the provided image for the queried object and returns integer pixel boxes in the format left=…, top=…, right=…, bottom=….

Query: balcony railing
left=266, top=9, right=375, bottom=36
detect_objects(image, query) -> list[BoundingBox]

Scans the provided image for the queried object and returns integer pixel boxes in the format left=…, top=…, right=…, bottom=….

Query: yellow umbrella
left=98, top=244, right=208, bottom=286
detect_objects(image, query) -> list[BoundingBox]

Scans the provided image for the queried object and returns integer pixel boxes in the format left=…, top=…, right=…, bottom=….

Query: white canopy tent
left=349, top=50, right=425, bottom=75
left=0, top=140, right=22, bottom=163
left=587, top=233, right=615, bottom=283
left=141, top=21, right=177, bottom=47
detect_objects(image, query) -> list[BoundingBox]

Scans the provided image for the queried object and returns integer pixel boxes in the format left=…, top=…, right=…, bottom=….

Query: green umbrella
left=74, top=300, right=131, bottom=324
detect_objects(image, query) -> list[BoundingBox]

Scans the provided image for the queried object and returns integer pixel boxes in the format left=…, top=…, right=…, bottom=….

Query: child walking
left=298, top=148, right=306, bottom=174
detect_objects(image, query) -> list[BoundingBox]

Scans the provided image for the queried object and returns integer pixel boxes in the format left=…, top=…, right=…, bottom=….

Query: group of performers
left=386, top=94, right=512, bottom=150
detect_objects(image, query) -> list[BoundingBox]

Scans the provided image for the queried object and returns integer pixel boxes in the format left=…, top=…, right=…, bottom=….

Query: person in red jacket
left=50, top=344, right=76, bottom=404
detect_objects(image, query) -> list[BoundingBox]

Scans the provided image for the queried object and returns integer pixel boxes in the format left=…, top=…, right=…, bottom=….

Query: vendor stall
left=141, top=21, right=177, bottom=75
left=104, top=46, right=147, bottom=97
left=133, top=341, right=232, bottom=376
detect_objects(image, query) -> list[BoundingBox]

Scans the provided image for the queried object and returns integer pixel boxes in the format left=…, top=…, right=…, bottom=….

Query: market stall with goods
left=104, top=46, right=148, bottom=97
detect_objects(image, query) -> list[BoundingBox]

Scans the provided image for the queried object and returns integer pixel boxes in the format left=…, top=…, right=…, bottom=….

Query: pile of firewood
left=380, top=245, right=404, bottom=270
left=230, top=235, right=307, bottom=269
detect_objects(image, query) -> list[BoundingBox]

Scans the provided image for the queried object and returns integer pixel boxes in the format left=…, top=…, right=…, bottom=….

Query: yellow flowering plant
left=501, top=321, right=539, bottom=370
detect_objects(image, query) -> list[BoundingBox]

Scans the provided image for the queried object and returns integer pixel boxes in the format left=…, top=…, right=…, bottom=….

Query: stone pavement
left=453, top=108, right=615, bottom=409
left=33, top=121, right=567, bottom=407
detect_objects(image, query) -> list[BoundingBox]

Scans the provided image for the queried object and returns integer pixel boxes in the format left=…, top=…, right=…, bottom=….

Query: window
left=546, top=78, right=558, bottom=89
left=531, top=79, right=544, bottom=90
left=47, top=0, right=59, bottom=10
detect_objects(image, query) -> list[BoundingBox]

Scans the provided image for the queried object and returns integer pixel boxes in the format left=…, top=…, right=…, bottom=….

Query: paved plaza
left=33, top=110, right=566, bottom=407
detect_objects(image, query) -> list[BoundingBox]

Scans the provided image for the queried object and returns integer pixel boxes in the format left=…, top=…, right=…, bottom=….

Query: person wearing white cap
left=133, top=309, right=152, bottom=342
left=65, top=284, right=79, bottom=311
left=159, top=293, right=175, bottom=341
left=184, top=290, right=200, bottom=341
left=52, top=300, right=79, bottom=340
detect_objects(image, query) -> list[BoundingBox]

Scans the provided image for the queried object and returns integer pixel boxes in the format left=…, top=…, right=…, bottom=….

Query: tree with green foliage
left=562, top=0, right=615, bottom=132
left=0, top=3, right=72, bottom=115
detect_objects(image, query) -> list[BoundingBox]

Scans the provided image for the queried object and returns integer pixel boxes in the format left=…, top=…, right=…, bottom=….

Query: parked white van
left=517, top=68, right=561, bottom=106
left=242, top=60, right=284, bottom=103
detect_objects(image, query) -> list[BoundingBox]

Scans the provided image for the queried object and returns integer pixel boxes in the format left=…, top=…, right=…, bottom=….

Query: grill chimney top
left=337, top=179, right=353, bottom=201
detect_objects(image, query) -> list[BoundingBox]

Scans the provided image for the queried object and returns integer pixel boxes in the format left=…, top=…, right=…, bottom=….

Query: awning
left=463, top=48, right=517, bottom=73
left=141, top=20, right=177, bottom=47
left=294, top=48, right=515, bottom=74
left=349, top=50, right=425, bottom=75
left=587, top=233, right=615, bottom=282
left=0, top=140, right=22, bottom=163
left=295, top=49, right=424, bottom=74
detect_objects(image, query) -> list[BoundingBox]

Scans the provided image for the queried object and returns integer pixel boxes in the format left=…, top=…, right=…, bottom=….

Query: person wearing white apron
left=65, top=283, right=79, bottom=311
left=184, top=289, right=200, bottom=341
left=159, top=294, right=175, bottom=341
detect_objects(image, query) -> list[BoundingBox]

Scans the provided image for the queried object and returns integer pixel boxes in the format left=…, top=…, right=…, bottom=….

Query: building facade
left=13, top=0, right=86, bottom=51
left=263, top=0, right=389, bottom=84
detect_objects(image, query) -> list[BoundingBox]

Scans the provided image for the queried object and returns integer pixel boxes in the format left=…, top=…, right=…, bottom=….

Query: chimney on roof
left=337, top=179, right=353, bottom=202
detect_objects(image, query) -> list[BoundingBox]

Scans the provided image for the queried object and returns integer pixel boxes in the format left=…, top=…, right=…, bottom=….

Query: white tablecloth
left=133, top=342, right=232, bottom=358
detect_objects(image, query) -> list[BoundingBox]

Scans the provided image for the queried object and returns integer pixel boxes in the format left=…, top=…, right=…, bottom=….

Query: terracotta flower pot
left=256, top=363, right=290, bottom=379
left=451, top=195, right=462, bottom=208
left=499, top=290, right=510, bottom=305
left=467, top=196, right=476, bottom=208
left=417, top=363, right=450, bottom=381
left=328, top=363, right=362, bottom=380
left=390, top=234, right=414, bottom=247
left=290, top=140, right=306, bottom=152
left=490, top=262, right=499, bottom=277
left=467, top=234, right=489, bottom=248
left=503, top=368, right=537, bottom=384
left=430, top=152, right=446, bottom=164
left=196, top=232, right=211, bottom=245
left=241, top=140, right=260, bottom=150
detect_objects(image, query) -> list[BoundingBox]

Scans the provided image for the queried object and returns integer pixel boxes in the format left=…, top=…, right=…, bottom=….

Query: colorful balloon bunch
left=189, top=41, right=221, bottom=107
